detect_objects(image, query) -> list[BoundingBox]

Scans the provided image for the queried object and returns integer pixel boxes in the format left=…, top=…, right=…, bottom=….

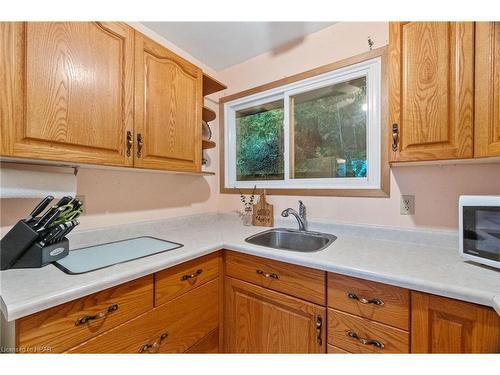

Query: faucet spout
left=281, top=204, right=307, bottom=231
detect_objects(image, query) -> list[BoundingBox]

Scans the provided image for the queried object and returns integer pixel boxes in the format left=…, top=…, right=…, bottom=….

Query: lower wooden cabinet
left=328, top=309, right=409, bottom=353
left=327, top=344, right=350, bottom=354
left=411, top=291, right=500, bottom=353
left=67, top=278, right=219, bottom=353
left=9, top=251, right=500, bottom=354
left=185, top=329, right=219, bottom=353
left=16, top=275, right=154, bottom=353
left=224, top=276, right=326, bottom=353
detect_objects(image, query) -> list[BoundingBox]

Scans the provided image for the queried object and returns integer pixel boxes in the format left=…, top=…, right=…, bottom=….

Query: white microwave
left=459, top=195, right=500, bottom=269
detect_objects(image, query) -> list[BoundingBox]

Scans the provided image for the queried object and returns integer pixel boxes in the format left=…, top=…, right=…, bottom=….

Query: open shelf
left=203, top=73, right=227, bottom=96
left=202, top=106, right=216, bottom=122
left=202, top=140, right=216, bottom=150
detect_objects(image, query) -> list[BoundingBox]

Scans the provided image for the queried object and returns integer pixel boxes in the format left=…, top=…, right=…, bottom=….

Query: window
left=223, top=55, right=384, bottom=194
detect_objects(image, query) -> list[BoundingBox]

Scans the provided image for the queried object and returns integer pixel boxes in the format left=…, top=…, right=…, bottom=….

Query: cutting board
left=252, top=190, right=274, bottom=227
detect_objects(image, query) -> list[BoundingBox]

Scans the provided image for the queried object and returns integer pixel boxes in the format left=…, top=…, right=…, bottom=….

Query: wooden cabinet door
left=224, top=277, right=326, bottom=353
left=411, top=292, right=500, bottom=353
left=0, top=22, right=134, bottom=166
left=389, top=22, right=474, bottom=162
left=134, top=32, right=202, bottom=172
left=475, top=22, right=500, bottom=157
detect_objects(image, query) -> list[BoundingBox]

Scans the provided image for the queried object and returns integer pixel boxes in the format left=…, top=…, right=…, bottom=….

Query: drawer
left=185, top=329, right=219, bottom=353
left=328, top=309, right=409, bottom=354
left=155, top=252, right=220, bottom=306
left=327, top=344, right=350, bottom=354
left=16, top=275, right=154, bottom=353
left=67, top=278, right=219, bottom=353
left=327, top=273, right=409, bottom=330
left=225, top=251, right=326, bottom=305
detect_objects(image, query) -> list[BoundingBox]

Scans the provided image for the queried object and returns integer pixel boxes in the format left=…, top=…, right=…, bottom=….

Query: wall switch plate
left=75, top=195, right=86, bottom=215
left=400, top=195, right=415, bottom=215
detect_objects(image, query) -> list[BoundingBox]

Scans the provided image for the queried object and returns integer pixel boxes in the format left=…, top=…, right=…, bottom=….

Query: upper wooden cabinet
left=411, top=292, right=500, bottom=353
left=134, top=32, right=202, bottom=172
left=0, top=22, right=135, bottom=167
left=0, top=22, right=208, bottom=173
left=389, top=22, right=474, bottom=162
left=475, top=22, right=500, bottom=158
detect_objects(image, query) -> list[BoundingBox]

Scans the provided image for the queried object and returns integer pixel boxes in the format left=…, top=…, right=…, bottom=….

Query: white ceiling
left=141, top=22, right=336, bottom=71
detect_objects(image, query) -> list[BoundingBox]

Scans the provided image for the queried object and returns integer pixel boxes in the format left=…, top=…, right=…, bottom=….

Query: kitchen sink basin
left=245, top=228, right=337, bottom=252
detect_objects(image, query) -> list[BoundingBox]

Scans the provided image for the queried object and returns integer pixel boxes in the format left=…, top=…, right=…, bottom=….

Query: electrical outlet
left=75, top=195, right=86, bottom=215
left=400, top=195, right=415, bottom=215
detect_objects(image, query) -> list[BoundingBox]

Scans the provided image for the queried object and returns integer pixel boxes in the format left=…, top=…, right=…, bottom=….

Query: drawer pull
left=256, top=269, right=280, bottom=280
left=75, top=304, right=119, bottom=326
left=126, top=130, right=133, bottom=157
left=139, top=332, right=169, bottom=353
left=137, top=133, right=144, bottom=158
left=346, top=330, right=385, bottom=349
left=392, top=123, right=399, bottom=152
left=316, top=316, right=323, bottom=346
left=181, top=269, right=203, bottom=281
left=347, top=292, right=384, bottom=306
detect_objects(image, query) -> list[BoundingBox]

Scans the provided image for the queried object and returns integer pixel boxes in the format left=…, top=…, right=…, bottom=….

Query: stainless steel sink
left=245, top=228, right=337, bottom=252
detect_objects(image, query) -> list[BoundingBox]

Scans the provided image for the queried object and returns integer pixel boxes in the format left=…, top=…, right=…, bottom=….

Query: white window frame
left=224, top=57, right=381, bottom=190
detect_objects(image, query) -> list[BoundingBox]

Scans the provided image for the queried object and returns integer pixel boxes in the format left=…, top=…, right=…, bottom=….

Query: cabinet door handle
left=256, top=269, right=280, bottom=280
left=139, top=332, right=169, bottom=353
left=137, top=133, right=144, bottom=158
left=180, top=269, right=203, bottom=281
left=316, top=316, right=323, bottom=346
left=347, top=292, right=384, bottom=306
left=346, top=330, right=385, bottom=349
left=392, top=123, right=399, bottom=152
left=126, top=131, right=133, bottom=157
left=75, top=304, right=118, bottom=326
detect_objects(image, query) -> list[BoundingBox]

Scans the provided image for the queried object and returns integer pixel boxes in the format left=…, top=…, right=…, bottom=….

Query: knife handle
left=36, top=207, right=65, bottom=232
left=27, top=195, right=54, bottom=221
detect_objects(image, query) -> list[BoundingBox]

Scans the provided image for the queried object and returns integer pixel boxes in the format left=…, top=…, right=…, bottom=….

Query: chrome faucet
left=281, top=200, right=307, bottom=231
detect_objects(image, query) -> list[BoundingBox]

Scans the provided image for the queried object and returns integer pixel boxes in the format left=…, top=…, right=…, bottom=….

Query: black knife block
left=0, top=219, right=69, bottom=270
left=10, top=238, right=69, bottom=269
left=0, top=220, right=40, bottom=270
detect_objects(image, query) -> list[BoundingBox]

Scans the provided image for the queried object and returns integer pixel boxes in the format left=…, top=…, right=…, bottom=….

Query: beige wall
left=216, top=22, right=500, bottom=230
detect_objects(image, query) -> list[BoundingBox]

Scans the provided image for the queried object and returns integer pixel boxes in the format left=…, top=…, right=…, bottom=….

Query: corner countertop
left=1, top=213, right=500, bottom=321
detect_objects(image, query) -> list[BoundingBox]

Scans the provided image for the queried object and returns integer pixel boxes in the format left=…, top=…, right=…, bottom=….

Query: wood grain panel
left=389, top=22, right=474, bottom=162
left=185, top=329, right=219, bottom=353
left=203, top=73, right=226, bottom=96
left=224, top=277, right=326, bottom=353
left=411, top=291, right=500, bottom=353
left=155, top=252, right=220, bottom=306
left=327, top=344, right=350, bottom=353
left=327, top=273, right=409, bottom=330
left=475, top=22, right=500, bottom=157
left=328, top=309, right=409, bottom=354
left=0, top=22, right=134, bottom=166
left=225, top=251, right=326, bottom=305
left=16, top=276, right=153, bottom=353
left=134, top=31, right=202, bottom=172
left=67, top=278, right=219, bottom=353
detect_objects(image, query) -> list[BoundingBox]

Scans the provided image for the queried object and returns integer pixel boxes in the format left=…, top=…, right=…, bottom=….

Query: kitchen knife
left=26, top=195, right=54, bottom=222
left=36, top=206, right=66, bottom=232
left=51, top=220, right=79, bottom=244
left=33, top=205, right=59, bottom=229
left=55, top=196, right=73, bottom=208
left=38, top=224, right=65, bottom=247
